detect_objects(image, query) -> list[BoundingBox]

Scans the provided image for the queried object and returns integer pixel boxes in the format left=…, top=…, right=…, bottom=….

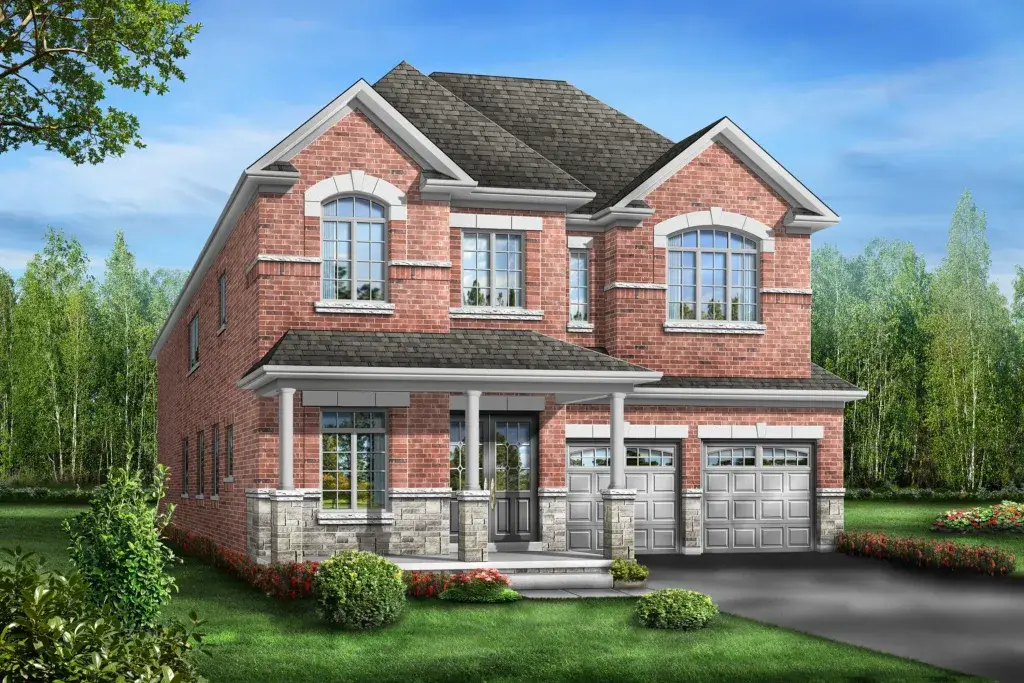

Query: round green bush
left=313, top=550, right=406, bottom=630
left=636, top=588, right=718, bottom=630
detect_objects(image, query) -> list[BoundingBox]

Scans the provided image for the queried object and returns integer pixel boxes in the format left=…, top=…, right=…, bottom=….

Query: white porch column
left=278, top=387, right=295, bottom=490
left=609, top=391, right=626, bottom=489
left=465, top=389, right=481, bottom=490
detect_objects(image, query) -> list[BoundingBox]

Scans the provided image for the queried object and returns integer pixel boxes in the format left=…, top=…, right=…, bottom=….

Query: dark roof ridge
left=429, top=70, right=571, bottom=85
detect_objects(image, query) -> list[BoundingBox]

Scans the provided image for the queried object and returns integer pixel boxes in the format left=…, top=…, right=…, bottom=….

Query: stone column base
left=816, top=488, right=845, bottom=552
left=538, top=487, right=568, bottom=551
left=456, top=490, right=490, bottom=562
left=389, top=488, right=451, bottom=556
left=601, top=489, right=636, bottom=560
left=681, top=488, right=702, bottom=554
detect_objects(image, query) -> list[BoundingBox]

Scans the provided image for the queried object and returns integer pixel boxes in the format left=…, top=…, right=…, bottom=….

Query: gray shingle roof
left=647, top=364, right=861, bottom=392
left=428, top=71, right=688, bottom=213
left=373, top=63, right=589, bottom=193
left=247, top=329, right=652, bottom=377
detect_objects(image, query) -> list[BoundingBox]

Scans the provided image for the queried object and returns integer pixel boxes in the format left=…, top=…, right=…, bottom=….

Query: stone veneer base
left=601, top=489, right=637, bottom=560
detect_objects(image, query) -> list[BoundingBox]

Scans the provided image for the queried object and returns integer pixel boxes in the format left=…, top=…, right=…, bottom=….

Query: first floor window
left=196, top=429, right=205, bottom=494
left=321, top=411, right=386, bottom=510
left=569, top=249, right=589, bottom=322
left=667, top=229, right=758, bottom=322
left=188, top=315, right=199, bottom=370
left=462, top=231, right=523, bottom=307
left=226, top=424, right=234, bottom=476
left=181, top=437, right=189, bottom=494
left=211, top=424, right=220, bottom=495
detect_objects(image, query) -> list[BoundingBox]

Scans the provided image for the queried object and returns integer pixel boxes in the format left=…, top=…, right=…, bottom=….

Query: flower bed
left=163, top=525, right=318, bottom=599
left=403, top=570, right=449, bottom=599
left=836, top=531, right=1015, bottom=576
left=932, top=500, right=1024, bottom=534
left=440, top=568, right=519, bottom=603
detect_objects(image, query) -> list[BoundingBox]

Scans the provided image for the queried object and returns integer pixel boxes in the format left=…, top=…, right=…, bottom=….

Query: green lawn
left=846, top=499, right=1024, bottom=575
left=0, top=504, right=989, bottom=683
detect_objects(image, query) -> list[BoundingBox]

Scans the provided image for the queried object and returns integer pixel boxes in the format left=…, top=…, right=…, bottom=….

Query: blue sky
left=1, top=0, right=1022, bottom=292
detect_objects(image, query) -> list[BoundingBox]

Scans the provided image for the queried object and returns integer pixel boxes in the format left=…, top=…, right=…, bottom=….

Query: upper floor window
left=667, top=229, right=758, bottom=322
left=188, top=314, right=199, bottom=370
left=322, top=196, right=386, bottom=302
left=462, top=232, right=522, bottom=307
left=218, top=273, right=227, bottom=328
left=569, top=249, right=589, bottom=322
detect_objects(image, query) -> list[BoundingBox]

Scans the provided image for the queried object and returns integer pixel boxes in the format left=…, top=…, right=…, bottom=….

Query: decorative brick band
left=455, top=489, right=491, bottom=502
left=663, top=321, right=767, bottom=335
left=601, top=489, right=638, bottom=500
left=603, top=282, right=669, bottom=292
left=388, top=487, right=453, bottom=499
left=816, top=488, right=846, bottom=497
left=387, top=260, right=452, bottom=268
left=566, top=321, right=595, bottom=333
left=681, top=489, right=703, bottom=498
left=537, top=487, right=569, bottom=497
left=246, top=253, right=321, bottom=274
left=315, top=300, right=396, bottom=315
left=697, top=424, right=824, bottom=439
left=317, top=510, right=396, bottom=526
left=449, top=306, right=544, bottom=321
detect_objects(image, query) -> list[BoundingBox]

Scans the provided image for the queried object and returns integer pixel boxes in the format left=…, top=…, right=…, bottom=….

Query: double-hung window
left=321, top=411, right=387, bottom=510
left=569, top=249, right=589, bottom=322
left=211, top=424, right=220, bottom=496
left=225, top=424, right=234, bottom=478
left=322, top=197, right=387, bottom=301
left=218, top=273, right=227, bottom=328
left=181, top=437, right=189, bottom=494
left=461, top=232, right=523, bottom=307
left=667, top=229, right=758, bottom=322
left=188, top=315, right=199, bottom=370
left=196, top=429, right=205, bottom=495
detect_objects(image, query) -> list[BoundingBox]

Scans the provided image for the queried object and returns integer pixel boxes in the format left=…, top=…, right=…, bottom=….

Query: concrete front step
left=509, top=571, right=612, bottom=590
left=386, top=550, right=614, bottom=590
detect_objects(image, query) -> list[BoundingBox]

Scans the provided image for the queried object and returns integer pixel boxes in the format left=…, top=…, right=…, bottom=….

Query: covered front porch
left=237, top=329, right=661, bottom=565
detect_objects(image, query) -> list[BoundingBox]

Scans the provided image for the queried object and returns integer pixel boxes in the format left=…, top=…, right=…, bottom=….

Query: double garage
left=565, top=441, right=815, bottom=553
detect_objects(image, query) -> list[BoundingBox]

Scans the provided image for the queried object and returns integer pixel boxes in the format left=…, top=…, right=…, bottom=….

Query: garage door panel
left=567, top=442, right=678, bottom=554
left=734, top=472, right=756, bottom=492
left=703, top=443, right=814, bottom=553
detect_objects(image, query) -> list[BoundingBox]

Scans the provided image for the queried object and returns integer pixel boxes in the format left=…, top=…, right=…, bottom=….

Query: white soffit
left=613, top=117, right=839, bottom=227
left=246, top=79, right=473, bottom=184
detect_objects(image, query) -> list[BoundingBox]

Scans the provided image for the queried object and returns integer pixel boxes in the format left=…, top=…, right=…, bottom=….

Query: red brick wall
left=156, top=198, right=266, bottom=553
left=564, top=404, right=844, bottom=490
left=603, top=142, right=812, bottom=378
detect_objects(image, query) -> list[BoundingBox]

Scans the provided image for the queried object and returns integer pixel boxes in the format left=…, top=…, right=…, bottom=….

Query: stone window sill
left=316, top=510, right=395, bottom=526
left=223, top=476, right=235, bottom=483
left=315, top=300, right=396, bottom=315
left=210, top=494, right=220, bottom=501
left=195, top=494, right=205, bottom=500
left=187, top=362, right=200, bottom=377
left=216, top=323, right=227, bottom=336
left=663, top=321, right=766, bottom=335
left=566, top=321, right=594, bottom=333
left=180, top=493, right=189, bottom=499
left=449, top=307, right=543, bottom=321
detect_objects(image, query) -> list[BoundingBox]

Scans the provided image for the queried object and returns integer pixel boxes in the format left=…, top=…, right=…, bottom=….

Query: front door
left=450, top=414, right=537, bottom=544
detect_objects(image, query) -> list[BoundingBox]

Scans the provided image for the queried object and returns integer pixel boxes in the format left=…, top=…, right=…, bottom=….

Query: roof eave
left=148, top=168, right=299, bottom=360
left=422, top=176, right=596, bottom=213
left=566, top=205, right=656, bottom=230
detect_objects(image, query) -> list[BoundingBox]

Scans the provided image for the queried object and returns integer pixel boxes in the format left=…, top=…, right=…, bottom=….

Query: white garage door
left=565, top=443, right=679, bottom=554
left=703, top=443, right=814, bottom=552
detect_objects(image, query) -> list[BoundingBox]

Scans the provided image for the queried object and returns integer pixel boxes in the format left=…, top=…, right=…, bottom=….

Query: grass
left=846, top=499, right=1024, bottom=575
left=0, top=504, right=989, bottom=683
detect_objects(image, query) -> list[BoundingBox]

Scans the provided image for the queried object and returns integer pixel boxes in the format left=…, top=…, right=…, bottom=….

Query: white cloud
left=0, top=117, right=287, bottom=220
left=0, top=249, right=35, bottom=272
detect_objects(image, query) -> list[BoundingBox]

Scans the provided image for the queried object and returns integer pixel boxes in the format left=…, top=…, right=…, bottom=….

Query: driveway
left=640, top=552, right=1024, bottom=682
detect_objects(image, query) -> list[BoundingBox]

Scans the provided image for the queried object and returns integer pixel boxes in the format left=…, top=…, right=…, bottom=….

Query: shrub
left=0, top=547, right=206, bottom=682
left=636, top=588, right=718, bottom=630
left=164, top=524, right=318, bottom=600
left=313, top=550, right=406, bottom=629
left=610, top=558, right=650, bottom=582
left=440, top=568, right=520, bottom=603
left=836, top=531, right=1015, bottom=576
left=64, top=465, right=178, bottom=630
left=0, top=484, right=93, bottom=504
left=932, top=501, right=1024, bottom=534
left=845, top=486, right=1024, bottom=502
left=403, top=570, right=448, bottom=599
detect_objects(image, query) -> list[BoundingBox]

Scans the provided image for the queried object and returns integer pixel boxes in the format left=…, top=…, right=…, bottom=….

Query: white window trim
left=566, top=423, right=688, bottom=439
left=653, top=208, right=775, bottom=252
left=449, top=306, right=543, bottom=321
left=569, top=247, right=590, bottom=327
left=450, top=213, right=542, bottom=231
left=320, top=409, right=389, bottom=512
left=320, top=196, right=389, bottom=304
left=697, top=424, right=824, bottom=439
left=315, top=300, right=396, bottom=315
left=663, top=320, right=766, bottom=335
left=305, top=170, right=407, bottom=219
left=459, top=230, right=527, bottom=310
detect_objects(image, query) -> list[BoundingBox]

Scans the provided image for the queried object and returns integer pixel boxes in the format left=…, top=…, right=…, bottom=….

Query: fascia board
left=612, top=117, right=840, bottom=225
left=238, top=365, right=661, bottom=393
left=634, top=387, right=867, bottom=402
left=423, top=178, right=596, bottom=213
left=246, top=80, right=472, bottom=184
left=149, top=169, right=297, bottom=359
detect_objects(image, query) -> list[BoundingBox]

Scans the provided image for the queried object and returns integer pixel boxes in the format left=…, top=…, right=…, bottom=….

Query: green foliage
left=0, top=482, right=93, bottom=503
left=0, top=1, right=201, bottom=164
left=846, top=486, right=1024, bottom=501
left=64, top=465, right=178, bottom=630
left=439, top=569, right=520, bottom=603
left=312, top=550, right=406, bottom=629
left=837, top=530, right=1015, bottom=575
left=932, top=501, right=1024, bottom=533
left=0, top=546, right=206, bottom=681
left=636, top=588, right=719, bottom=631
left=610, top=558, right=649, bottom=582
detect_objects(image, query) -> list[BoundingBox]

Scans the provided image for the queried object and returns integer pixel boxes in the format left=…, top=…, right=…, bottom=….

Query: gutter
left=148, top=168, right=299, bottom=359
left=633, top=386, right=868, bottom=402
left=421, top=176, right=596, bottom=213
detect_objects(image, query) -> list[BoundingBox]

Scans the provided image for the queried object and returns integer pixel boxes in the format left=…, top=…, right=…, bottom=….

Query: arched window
left=667, top=229, right=757, bottom=322
left=321, top=196, right=387, bottom=301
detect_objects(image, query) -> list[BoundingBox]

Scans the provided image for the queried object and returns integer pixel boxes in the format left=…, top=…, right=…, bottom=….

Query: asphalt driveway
left=640, top=552, right=1024, bottom=682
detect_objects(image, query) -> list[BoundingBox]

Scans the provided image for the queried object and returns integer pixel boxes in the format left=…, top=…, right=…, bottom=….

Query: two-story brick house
left=151, top=62, right=864, bottom=565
